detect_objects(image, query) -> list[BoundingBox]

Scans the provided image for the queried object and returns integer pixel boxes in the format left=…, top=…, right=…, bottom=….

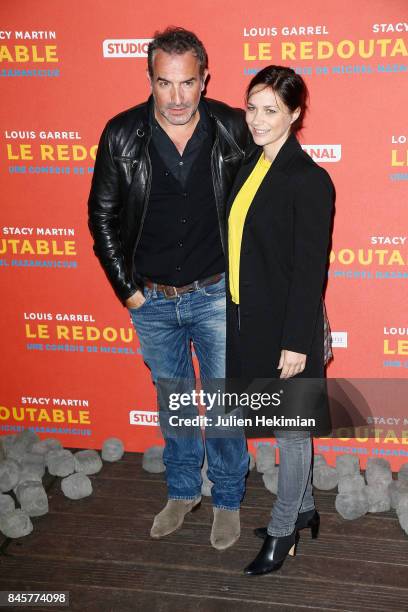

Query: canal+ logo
left=103, top=39, right=152, bottom=58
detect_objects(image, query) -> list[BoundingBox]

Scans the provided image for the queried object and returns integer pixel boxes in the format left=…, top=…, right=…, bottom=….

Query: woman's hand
left=278, top=349, right=307, bottom=379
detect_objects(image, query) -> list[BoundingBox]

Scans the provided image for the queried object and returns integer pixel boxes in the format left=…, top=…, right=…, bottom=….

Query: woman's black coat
left=225, top=133, right=335, bottom=383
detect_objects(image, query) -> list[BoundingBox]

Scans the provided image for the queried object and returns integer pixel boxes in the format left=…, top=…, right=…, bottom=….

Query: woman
left=226, top=66, right=334, bottom=576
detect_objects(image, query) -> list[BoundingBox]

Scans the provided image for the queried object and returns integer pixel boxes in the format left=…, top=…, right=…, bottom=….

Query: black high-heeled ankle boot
left=244, top=528, right=298, bottom=576
left=254, top=509, right=320, bottom=540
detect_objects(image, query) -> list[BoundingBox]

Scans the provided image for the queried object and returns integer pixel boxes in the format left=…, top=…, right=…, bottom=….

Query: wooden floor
left=1, top=453, right=408, bottom=612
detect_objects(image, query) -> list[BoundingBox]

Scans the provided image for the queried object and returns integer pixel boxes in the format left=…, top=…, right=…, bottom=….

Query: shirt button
left=180, top=218, right=187, bottom=223
left=164, top=171, right=170, bottom=176
left=176, top=266, right=181, bottom=271
left=179, top=161, right=184, bottom=166
left=178, top=241, right=183, bottom=247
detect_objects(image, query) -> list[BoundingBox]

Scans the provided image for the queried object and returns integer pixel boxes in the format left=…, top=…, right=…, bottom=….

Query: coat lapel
left=226, top=145, right=262, bottom=215
left=243, top=134, right=304, bottom=222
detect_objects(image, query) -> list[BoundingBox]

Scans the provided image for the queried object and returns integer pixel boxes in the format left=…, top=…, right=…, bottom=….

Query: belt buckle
left=163, top=285, right=178, bottom=299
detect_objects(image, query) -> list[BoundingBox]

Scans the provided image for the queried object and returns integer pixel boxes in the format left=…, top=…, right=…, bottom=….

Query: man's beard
left=158, top=103, right=199, bottom=126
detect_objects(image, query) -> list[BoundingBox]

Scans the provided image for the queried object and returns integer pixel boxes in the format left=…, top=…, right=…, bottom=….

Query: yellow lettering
left=38, top=408, right=51, bottom=422
left=300, top=41, right=313, bottom=59
left=36, top=240, right=50, bottom=254
left=21, top=240, right=35, bottom=254
left=281, top=42, right=296, bottom=60
left=79, top=410, right=91, bottom=424
left=53, top=409, right=65, bottom=422
left=72, top=326, right=84, bottom=341
left=317, top=41, right=333, bottom=59
left=383, top=429, right=399, bottom=444
left=244, top=43, right=257, bottom=60
left=391, top=38, right=408, bottom=57
left=258, top=43, right=272, bottom=60
left=391, top=149, right=407, bottom=166
left=0, top=406, right=10, bottom=420
left=56, top=325, right=69, bottom=340
left=15, top=45, right=30, bottom=62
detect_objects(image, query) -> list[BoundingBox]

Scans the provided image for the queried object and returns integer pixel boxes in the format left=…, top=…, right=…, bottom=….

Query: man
left=88, top=27, right=249, bottom=550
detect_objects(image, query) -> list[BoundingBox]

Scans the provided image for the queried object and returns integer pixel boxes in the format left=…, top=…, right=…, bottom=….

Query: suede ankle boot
left=210, top=507, right=240, bottom=550
left=150, top=497, right=201, bottom=539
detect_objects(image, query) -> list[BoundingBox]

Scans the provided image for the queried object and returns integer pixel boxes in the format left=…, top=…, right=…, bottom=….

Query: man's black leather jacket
left=88, top=96, right=249, bottom=303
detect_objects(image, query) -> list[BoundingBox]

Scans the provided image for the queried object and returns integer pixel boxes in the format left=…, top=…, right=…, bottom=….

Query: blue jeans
left=267, top=430, right=315, bottom=537
left=129, top=274, right=249, bottom=510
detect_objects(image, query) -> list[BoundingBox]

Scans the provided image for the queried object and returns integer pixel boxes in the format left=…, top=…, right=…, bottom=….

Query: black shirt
left=133, top=101, right=224, bottom=286
left=150, top=104, right=209, bottom=188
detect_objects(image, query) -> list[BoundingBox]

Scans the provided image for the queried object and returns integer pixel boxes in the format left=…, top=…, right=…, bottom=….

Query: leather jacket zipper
left=211, top=120, right=226, bottom=254
left=132, top=131, right=152, bottom=260
left=114, top=156, right=138, bottom=167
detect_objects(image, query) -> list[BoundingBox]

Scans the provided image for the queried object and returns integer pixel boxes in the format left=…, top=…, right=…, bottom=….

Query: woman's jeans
left=129, top=274, right=249, bottom=510
left=267, top=430, right=315, bottom=537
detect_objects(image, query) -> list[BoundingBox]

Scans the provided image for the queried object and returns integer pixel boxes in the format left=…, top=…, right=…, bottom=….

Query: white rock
left=314, top=454, right=327, bottom=467
left=0, top=459, right=20, bottom=492
left=262, top=470, right=279, bottom=495
left=61, top=472, right=93, bottom=500
left=256, top=445, right=276, bottom=474
left=31, top=438, right=62, bottom=455
left=389, top=480, right=408, bottom=509
left=46, top=449, right=75, bottom=477
left=101, top=437, right=124, bottom=462
left=336, top=454, right=360, bottom=478
left=398, top=511, right=408, bottom=535
left=0, top=494, right=15, bottom=515
left=0, top=509, right=33, bottom=538
left=365, top=458, right=392, bottom=486
left=338, top=474, right=366, bottom=495
left=396, top=493, right=408, bottom=518
left=313, top=464, right=339, bottom=490
left=15, top=481, right=48, bottom=517
left=1, top=435, right=17, bottom=456
left=4, top=431, right=39, bottom=461
left=366, top=483, right=391, bottom=512
left=398, top=462, right=408, bottom=483
left=335, top=491, right=368, bottom=520
left=74, top=450, right=103, bottom=475
left=16, top=465, right=43, bottom=486
left=142, top=446, right=165, bottom=473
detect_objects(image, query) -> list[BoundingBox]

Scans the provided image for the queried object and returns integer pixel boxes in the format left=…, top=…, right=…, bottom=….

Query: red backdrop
left=1, top=0, right=407, bottom=468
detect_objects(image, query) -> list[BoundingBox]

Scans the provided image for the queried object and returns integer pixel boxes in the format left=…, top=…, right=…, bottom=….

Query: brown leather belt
left=144, top=273, right=223, bottom=299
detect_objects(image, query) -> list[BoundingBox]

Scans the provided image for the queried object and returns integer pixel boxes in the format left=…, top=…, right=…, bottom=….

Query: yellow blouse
left=228, top=153, right=272, bottom=304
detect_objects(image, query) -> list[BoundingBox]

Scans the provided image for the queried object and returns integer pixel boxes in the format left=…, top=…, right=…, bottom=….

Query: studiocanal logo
left=3, top=130, right=97, bottom=176
left=328, top=236, right=408, bottom=280
left=302, top=144, right=341, bottom=163
left=331, top=332, right=348, bottom=348
left=102, top=39, right=152, bottom=58
left=0, top=226, right=78, bottom=269
left=0, top=30, right=60, bottom=78
left=129, top=410, right=159, bottom=426
left=242, top=21, right=408, bottom=76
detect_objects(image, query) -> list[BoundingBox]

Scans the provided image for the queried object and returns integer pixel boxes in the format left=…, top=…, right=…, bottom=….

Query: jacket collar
left=226, top=133, right=302, bottom=214
left=243, top=132, right=302, bottom=173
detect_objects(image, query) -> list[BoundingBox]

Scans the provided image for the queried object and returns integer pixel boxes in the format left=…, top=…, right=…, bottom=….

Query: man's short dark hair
left=147, top=27, right=208, bottom=77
